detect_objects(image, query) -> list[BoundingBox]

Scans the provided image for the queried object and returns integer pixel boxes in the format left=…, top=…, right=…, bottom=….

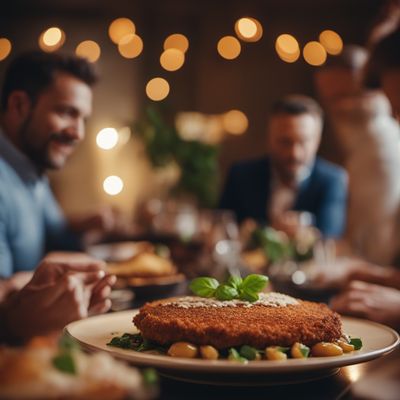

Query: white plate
left=66, top=310, right=399, bottom=385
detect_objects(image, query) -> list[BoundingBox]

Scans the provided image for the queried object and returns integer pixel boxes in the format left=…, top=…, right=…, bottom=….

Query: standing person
left=219, top=94, right=348, bottom=238
left=314, top=45, right=400, bottom=264
left=0, top=51, right=118, bottom=278
left=329, top=28, right=400, bottom=331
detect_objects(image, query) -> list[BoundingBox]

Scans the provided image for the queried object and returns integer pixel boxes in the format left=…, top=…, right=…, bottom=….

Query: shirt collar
left=0, top=127, right=41, bottom=183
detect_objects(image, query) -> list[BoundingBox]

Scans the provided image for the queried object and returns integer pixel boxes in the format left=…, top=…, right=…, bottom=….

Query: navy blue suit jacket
left=219, top=156, right=348, bottom=238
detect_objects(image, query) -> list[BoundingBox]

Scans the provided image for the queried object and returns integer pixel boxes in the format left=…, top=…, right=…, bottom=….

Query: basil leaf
left=52, top=352, right=76, bottom=375
left=189, top=277, right=219, bottom=297
left=239, top=345, right=259, bottom=360
left=215, top=284, right=238, bottom=301
left=228, top=348, right=248, bottom=363
left=242, top=274, right=269, bottom=293
left=350, top=338, right=363, bottom=350
left=239, top=289, right=259, bottom=302
left=227, top=275, right=242, bottom=290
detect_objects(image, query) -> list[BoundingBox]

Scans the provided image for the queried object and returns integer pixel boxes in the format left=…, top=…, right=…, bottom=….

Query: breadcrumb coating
left=133, top=297, right=342, bottom=349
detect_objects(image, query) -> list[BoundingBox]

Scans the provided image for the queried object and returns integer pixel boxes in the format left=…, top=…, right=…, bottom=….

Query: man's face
left=382, top=70, right=400, bottom=122
left=268, top=113, right=322, bottom=184
left=18, top=72, right=92, bottom=170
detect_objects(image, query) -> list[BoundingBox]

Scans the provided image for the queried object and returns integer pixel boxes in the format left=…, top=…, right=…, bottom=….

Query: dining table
left=69, top=239, right=400, bottom=400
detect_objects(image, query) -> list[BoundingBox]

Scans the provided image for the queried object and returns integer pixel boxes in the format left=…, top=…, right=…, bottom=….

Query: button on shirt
left=0, top=130, right=81, bottom=278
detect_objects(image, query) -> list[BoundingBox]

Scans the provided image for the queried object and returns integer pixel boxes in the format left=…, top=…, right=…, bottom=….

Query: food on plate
left=0, top=336, right=156, bottom=400
left=106, top=242, right=179, bottom=283
left=108, top=274, right=362, bottom=362
left=108, top=252, right=177, bottom=278
left=133, top=294, right=341, bottom=349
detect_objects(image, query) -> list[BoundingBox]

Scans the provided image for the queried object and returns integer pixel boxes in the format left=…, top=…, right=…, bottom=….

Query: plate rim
left=65, top=310, right=400, bottom=374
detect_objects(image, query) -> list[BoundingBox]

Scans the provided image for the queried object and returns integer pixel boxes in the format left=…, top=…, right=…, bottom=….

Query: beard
left=18, top=115, right=77, bottom=171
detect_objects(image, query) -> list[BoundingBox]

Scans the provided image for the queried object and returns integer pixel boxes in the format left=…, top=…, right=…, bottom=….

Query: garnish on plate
left=189, top=274, right=269, bottom=302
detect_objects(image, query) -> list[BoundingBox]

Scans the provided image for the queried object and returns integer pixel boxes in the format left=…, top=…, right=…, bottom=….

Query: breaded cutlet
left=133, top=294, right=342, bottom=349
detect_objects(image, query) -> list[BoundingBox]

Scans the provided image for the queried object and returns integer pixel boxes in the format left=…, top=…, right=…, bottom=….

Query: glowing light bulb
left=96, top=128, right=119, bottom=150
left=103, top=176, right=124, bottom=196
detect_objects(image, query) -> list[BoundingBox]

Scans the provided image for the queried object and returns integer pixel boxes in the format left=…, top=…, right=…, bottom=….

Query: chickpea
left=200, top=345, right=219, bottom=360
left=311, top=342, right=343, bottom=357
left=167, top=342, right=198, bottom=358
left=336, top=340, right=355, bottom=353
left=265, top=347, right=287, bottom=360
left=291, top=342, right=310, bottom=359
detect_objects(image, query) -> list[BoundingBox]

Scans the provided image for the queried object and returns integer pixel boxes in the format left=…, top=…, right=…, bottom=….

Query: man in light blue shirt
left=0, top=51, right=98, bottom=278
left=0, top=131, right=81, bottom=276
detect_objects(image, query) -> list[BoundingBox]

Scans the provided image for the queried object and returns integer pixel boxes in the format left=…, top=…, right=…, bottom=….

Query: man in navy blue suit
left=220, top=94, right=348, bottom=238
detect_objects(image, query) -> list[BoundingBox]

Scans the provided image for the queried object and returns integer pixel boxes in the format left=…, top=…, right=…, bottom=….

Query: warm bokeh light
left=235, top=17, right=263, bottom=42
left=118, top=34, right=143, bottom=58
left=0, top=38, right=12, bottom=61
left=319, top=30, right=343, bottom=55
left=103, top=176, right=124, bottom=196
left=236, top=18, right=257, bottom=39
left=96, top=128, right=119, bottom=150
left=146, top=77, right=170, bottom=101
left=76, top=40, right=101, bottom=62
left=303, top=41, right=327, bottom=66
left=222, top=110, right=248, bottom=135
left=38, top=27, right=65, bottom=52
left=43, top=27, right=62, bottom=46
left=217, top=36, right=241, bottom=60
left=108, top=17, right=136, bottom=44
left=160, top=48, right=185, bottom=71
left=164, top=33, right=189, bottom=53
left=276, top=34, right=299, bottom=54
left=276, top=48, right=301, bottom=63
left=275, top=34, right=300, bottom=63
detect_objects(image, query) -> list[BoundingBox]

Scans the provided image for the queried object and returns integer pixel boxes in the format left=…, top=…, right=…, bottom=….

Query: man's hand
left=1, top=256, right=116, bottom=342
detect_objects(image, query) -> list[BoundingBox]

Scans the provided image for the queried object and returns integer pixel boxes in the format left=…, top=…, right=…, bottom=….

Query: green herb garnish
left=52, top=352, right=76, bottom=375
left=228, top=348, right=248, bottom=363
left=107, top=333, right=167, bottom=353
left=189, top=274, right=269, bottom=302
left=189, top=277, right=219, bottom=298
left=215, top=284, right=238, bottom=301
left=239, top=345, right=261, bottom=360
left=227, top=275, right=243, bottom=290
left=349, top=337, right=363, bottom=350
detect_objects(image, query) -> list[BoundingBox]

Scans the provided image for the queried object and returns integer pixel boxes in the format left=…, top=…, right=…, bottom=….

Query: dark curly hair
left=1, top=50, right=98, bottom=110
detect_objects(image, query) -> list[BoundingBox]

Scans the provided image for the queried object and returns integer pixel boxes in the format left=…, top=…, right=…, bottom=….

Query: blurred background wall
left=0, top=0, right=384, bottom=217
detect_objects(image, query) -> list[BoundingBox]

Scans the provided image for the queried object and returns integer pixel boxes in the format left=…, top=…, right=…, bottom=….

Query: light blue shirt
left=0, top=129, right=81, bottom=277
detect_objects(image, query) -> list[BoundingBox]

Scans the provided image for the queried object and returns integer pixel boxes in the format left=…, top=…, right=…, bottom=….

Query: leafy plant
left=250, top=226, right=317, bottom=264
left=134, top=104, right=219, bottom=207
